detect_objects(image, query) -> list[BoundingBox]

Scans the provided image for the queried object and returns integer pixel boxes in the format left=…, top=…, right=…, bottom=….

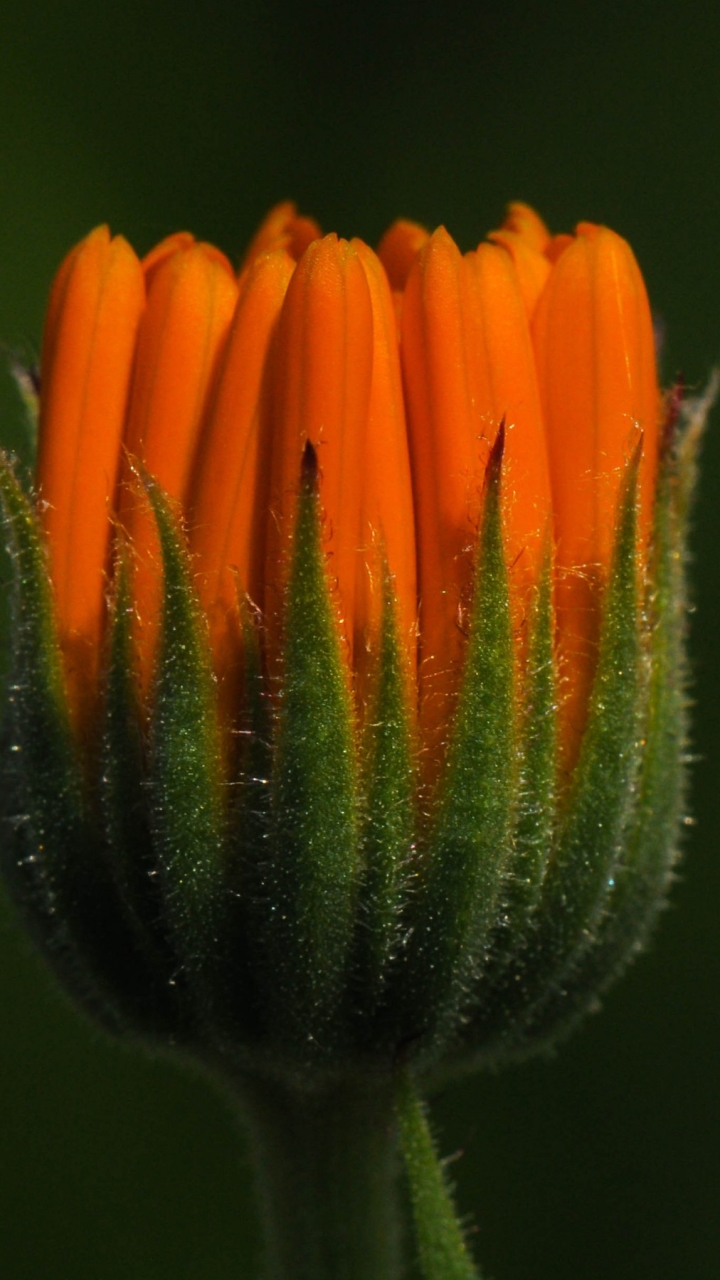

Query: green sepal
left=0, top=456, right=97, bottom=999
left=240, top=596, right=272, bottom=772
left=263, top=443, right=360, bottom=1053
left=459, top=545, right=558, bottom=1031
left=612, top=420, right=693, bottom=934
left=488, top=425, right=693, bottom=1055
left=500, top=546, right=557, bottom=949
left=234, top=594, right=273, bottom=852
left=354, top=563, right=417, bottom=1016
left=0, top=458, right=170, bottom=1038
left=102, top=554, right=153, bottom=911
left=101, top=551, right=187, bottom=1002
left=395, top=1069, right=482, bottom=1280
left=0, top=355, right=39, bottom=692
left=403, top=427, right=516, bottom=1057
left=144, top=478, right=230, bottom=1009
left=469, top=451, right=644, bottom=1060
left=223, top=597, right=273, bottom=1046
left=6, top=350, right=39, bottom=467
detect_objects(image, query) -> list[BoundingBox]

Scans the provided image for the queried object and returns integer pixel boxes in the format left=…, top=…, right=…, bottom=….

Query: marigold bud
left=0, top=201, right=704, bottom=1103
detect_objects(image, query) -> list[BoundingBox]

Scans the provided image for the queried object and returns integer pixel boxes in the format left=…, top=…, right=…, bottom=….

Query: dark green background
left=1, top=2, right=719, bottom=1276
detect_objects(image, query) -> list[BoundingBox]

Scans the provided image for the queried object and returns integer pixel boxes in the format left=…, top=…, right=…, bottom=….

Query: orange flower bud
left=36, top=225, right=145, bottom=729
left=532, top=221, right=659, bottom=759
left=189, top=248, right=296, bottom=715
left=8, top=201, right=697, bottom=1280
left=119, top=241, right=238, bottom=695
left=263, top=234, right=374, bottom=670
left=29, top=203, right=662, bottom=788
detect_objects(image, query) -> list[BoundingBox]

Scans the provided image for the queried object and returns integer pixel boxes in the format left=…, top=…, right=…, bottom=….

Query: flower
left=0, top=199, right=699, bottom=1083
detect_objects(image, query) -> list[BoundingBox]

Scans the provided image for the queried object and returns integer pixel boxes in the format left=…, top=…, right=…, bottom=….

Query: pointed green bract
left=235, top=595, right=273, bottom=858
left=500, top=437, right=692, bottom=1053
left=464, top=456, right=644, bottom=1060
left=606, top=444, right=689, bottom=945
left=102, top=555, right=155, bottom=921
left=265, top=445, right=360, bottom=1050
left=501, top=551, right=557, bottom=947
left=0, top=458, right=171, bottom=1038
left=240, top=597, right=271, bottom=766
left=514, top=458, right=642, bottom=1027
left=356, top=566, right=416, bottom=1012
left=461, top=551, right=557, bottom=1029
left=7, top=352, right=39, bottom=466
left=0, top=458, right=91, bottom=962
left=144, top=479, right=229, bottom=995
left=100, top=552, right=190, bottom=1029
left=405, top=431, right=516, bottom=1055
left=396, top=1070, right=482, bottom=1280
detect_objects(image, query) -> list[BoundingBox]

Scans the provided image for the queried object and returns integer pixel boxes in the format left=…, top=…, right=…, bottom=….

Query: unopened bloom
left=0, top=199, right=700, bottom=1088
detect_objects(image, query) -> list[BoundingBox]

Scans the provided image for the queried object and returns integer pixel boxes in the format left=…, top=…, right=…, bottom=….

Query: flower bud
left=0, top=205, right=703, bottom=1100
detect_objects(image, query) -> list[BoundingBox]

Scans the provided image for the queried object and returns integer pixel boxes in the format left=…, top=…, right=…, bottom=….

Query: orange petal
left=142, top=232, right=196, bottom=286
left=264, top=234, right=374, bottom=672
left=36, top=225, right=145, bottom=729
left=400, top=227, right=487, bottom=746
left=120, top=241, right=239, bottom=698
left=486, top=228, right=551, bottom=319
left=500, top=202, right=551, bottom=254
left=402, top=229, right=552, bottom=759
left=532, top=222, right=659, bottom=759
left=545, top=232, right=574, bottom=263
left=351, top=240, right=417, bottom=711
left=377, top=219, right=430, bottom=292
left=41, top=239, right=86, bottom=384
left=462, top=243, right=551, bottom=616
left=534, top=223, right=658, bottom=571
left=241, top=200, right=322, bottom=271
left=189, top=248, right=296, bottom=715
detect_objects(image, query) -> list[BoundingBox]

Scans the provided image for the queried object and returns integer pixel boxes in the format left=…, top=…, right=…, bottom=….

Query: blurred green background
left=1, top=1, right=719, bottom=1276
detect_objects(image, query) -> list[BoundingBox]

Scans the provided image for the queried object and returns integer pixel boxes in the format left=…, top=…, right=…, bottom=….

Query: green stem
left=238, top=1076, right=403, bottom=1280
left=395, top=1070, right=483, bottom=1280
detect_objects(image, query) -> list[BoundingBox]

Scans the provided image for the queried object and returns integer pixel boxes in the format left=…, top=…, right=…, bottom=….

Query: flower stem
left=238, top=1076, right=403, bottom=1280
left=395, top=1069, right=483, bottom=1280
